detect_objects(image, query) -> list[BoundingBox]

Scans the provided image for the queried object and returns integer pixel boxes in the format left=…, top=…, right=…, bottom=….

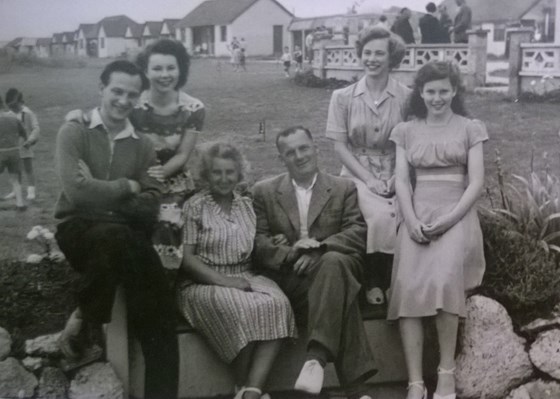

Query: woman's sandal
left=433, top=366, right=456, bottom=399
left=407, top=381, right=427, bottom=399
left=233, top=386, right=268, bottom=399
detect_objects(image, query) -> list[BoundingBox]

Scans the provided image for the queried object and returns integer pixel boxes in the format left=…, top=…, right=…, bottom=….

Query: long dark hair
left=406, top=61, right=468, bottom=119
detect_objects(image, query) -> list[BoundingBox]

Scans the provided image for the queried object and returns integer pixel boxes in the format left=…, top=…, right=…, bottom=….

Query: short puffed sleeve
left=182, top=195, right=202, bottom=245
left=326, top=88, right=350, bottom=142
left=389, top=122, right=408, bottom=148
left=185, top=107, right=205, bottom=132
left=466, top=119, right=488, bottom=148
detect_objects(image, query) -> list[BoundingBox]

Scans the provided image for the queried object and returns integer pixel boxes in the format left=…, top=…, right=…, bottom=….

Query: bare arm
left=182, top=244, right=251, bottom=290
left=24, top=110, right=40, bottom=145
left=394, top=146, right=429, bottom=244
left=423, top=143, right=484, bottom=237
left=160, top=130, right=197, bottom=178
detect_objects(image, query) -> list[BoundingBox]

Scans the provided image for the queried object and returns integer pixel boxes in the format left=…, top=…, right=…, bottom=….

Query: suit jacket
left=419, top=14, right=443, bottom=44
left=453, top=4, right=472, bottom=43
left=253, top=172, right=366, bottom=270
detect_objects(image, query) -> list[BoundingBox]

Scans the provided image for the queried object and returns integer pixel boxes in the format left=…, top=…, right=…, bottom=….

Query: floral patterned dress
left=130, top=91, right=205, bottom=270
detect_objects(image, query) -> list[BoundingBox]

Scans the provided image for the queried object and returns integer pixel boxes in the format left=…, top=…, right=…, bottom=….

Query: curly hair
left=199, top=142, right=248, bottom=185
left=355, top=26, right=406, bottom=69
left=136, top=39, right=190, bottom=89
left=406, top=61, right=468, bottom=119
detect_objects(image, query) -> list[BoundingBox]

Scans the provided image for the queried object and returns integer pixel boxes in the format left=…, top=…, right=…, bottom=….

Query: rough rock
left=0, top=357, right=38, bottom=398
left=22, top=356, right=45, bottom=372
left=455, top=295, right=534, bottom=399
left=0, top=327, right=11, bottom=361
left=521, top=317, right=560, bottom=335
left=506, top=379, right=560, bottom=399
left=25, top=332, right=61, bottom=356
left=69, top=362, right=123, bottom=399
left=529, top=329, right=560, bottom=379
left=38, top=367, right=68, bottom=399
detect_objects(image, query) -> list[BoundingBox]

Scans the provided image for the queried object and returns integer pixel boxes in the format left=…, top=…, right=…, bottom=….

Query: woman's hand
left=272, top=234, right=289, bottom=245
left=222, top=276, right=252, bottom=291
left=385, top=175, right=396, bottom=196
left=407, top=219, right=430, bottom=245
left=423, top=215, right=456, bottom=238
left=147, top=165, right=166, bottom=182
left=365, top=175, right=389, bottom=196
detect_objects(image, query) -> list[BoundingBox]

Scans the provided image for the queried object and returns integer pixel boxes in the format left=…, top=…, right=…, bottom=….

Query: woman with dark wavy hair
left=388, top=61, right=486, bottom=399
left=132, top=38, right=205, bottom=270
left=326, top=26, right=410, bottom=305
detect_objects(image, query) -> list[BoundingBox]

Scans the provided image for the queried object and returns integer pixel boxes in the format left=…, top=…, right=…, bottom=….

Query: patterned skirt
left=387, top=180, right=485, bottom=320
left=177, top=264, right=298, bottom=363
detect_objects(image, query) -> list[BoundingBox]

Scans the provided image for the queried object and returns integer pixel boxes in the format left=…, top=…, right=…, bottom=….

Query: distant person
left=305, top=29, right=315, bottom=63
left=0, top=96, right=26, bottom=210
left=438, top=5, right=452, bottom=43
left=452, top=0, right=472, bottom=43
left=391, top=7, right=415, bottom=44
left=4, top=88, right=40, bottom=201
left=293, top=45, right=303, bottom=73
left=239, top=48, right=247, bottom=72
left=375, top=15, right=390, bottom=30
left=280, top=46, right=292, bottom=78
left=419, top=2, right=444, bottom=43
left=55, top=60, right=178, bottom=399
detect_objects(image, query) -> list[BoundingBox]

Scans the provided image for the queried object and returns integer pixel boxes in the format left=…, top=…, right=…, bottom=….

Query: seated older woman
left=177, top=142, right=297, bottom=399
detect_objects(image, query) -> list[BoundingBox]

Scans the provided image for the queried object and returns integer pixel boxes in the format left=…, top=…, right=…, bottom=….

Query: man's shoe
left=3, top=192, right=15, bottom=200
left=294, top=359, right=324, bottom=395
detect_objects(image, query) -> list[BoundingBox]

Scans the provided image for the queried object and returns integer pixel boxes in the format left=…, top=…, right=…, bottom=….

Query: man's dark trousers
left=56, top=218, right=178, bottom=399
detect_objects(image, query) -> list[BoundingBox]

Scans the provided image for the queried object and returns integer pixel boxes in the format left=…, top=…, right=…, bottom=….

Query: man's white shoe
left=294, top=359, right=324, bottom=394
left=3, top=192, right=15, bottom=200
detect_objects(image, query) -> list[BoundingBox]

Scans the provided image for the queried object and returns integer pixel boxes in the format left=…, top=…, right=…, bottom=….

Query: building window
left=181, top=28, right=186, bottom=42
left=100, top=38, right=105, bottom=48
left=493, top=25, right=505, bottom=42
left=220, top=26, right=227, bottom=42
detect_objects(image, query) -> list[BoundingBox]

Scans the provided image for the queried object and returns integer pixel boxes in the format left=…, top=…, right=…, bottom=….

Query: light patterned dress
left=387, top=115, right=487, bottom=319
left=327, top=76, right=411, bottom=254
left=177, top=190, right=297, bottom=363
left=130, top=91, right=204, bottom=270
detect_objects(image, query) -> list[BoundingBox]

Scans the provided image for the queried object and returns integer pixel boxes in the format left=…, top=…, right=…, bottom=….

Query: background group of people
left=51, top=16, right=486, bottom=399
left=391, top=0, right=471, bottom=44
left=228, top=36, right=247, bottom=72
left=0, top=88, right=39, bottom=210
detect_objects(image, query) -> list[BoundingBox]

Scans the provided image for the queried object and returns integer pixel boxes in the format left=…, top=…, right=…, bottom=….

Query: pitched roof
left=162, top=18, right=180, bottom=33
left=37, top=38, right=52, bottom=46
left=52, top=33, right=64, bottom=43
left=97, top=15, right=141, bottom=38
left=439, top=0, right=540, bottom=24
left=78, top=23, right=98, bottom=39
left=7, top=37, right=22, bottom=48
left=62, top=32, right=76, bottom=43
left=20, top=37, right=38, bottom=47
left=143, top=21, right=164, bottom=37
left=177, top=0, right=292, bottom=28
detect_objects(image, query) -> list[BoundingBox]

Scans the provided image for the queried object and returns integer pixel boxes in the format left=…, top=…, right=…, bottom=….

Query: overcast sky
left=0, top=0, right=435, bottom=42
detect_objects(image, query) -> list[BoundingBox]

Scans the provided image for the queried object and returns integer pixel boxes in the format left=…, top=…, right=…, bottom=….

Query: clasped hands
left=365, top=175, right=395, bottom=198
left=408, top=215, right=455, bottom=244
left=272, top=234, right=323, bottom=276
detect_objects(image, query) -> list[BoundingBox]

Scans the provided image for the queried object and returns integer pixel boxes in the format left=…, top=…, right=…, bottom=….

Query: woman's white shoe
left=407, top=380, right=427, bottom=399
left=433, top=366, right=456, bottom=399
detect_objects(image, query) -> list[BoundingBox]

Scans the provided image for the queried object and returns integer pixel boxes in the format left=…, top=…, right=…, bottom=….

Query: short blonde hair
left=199, top=142, right=248, bottom=184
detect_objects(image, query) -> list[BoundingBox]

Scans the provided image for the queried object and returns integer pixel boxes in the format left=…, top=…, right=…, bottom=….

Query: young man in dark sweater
left=54, top=60, right=178, bottom=399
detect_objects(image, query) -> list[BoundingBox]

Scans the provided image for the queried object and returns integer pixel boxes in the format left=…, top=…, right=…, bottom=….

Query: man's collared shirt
left=292, top=173, right=318, bottom=239
left=89, top=108, right=137, bottom=153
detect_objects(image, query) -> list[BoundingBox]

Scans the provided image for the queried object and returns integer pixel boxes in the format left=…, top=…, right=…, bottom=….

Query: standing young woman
left=388, top=61, right=487, bottom=399
left=326, top=26, right=410, bottom=303
left=132, top=39, right=205, bottom=269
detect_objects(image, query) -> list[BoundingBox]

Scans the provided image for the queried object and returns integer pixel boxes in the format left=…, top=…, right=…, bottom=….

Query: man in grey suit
left=253, top=126, right=376, bottom=397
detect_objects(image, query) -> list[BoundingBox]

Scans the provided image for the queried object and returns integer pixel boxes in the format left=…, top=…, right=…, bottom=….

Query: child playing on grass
left=280, top=46, right=292, bottom=77
left=4, top=88, right=40, bottom=201
left=0, top=96, right=27, bottom=211
left=293, top=45, right=303, bottom=73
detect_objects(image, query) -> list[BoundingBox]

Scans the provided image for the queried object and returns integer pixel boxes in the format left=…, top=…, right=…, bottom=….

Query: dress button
left=374, top=127, right=380, bottom=132
left=390, top=212, right=396, bottom=217
left=388, top=201, right=393, bottom=205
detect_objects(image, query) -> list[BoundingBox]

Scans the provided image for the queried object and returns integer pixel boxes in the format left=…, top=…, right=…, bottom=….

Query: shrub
left=478, top=211, right=560, bottom=327
left=293, top=69, right=352, bottom=90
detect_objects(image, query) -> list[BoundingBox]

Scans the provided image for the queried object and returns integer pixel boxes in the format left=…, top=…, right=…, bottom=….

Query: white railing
left=314, top=43, right=471, bottom=73
left=520, top=43, right=560, bottom=75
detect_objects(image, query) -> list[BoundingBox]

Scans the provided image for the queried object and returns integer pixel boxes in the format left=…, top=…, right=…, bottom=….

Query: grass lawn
left=0, top=58, right=560, bottom=348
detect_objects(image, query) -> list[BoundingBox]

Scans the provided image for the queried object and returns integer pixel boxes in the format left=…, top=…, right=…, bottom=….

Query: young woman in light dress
left=388, top=61, right=487, bottom=399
